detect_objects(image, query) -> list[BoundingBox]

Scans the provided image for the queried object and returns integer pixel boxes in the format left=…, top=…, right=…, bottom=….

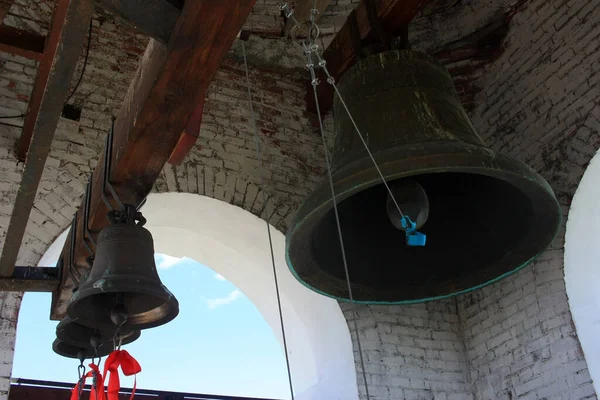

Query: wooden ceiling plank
left=0, top=0, right=15, bottom=22
left=51, top=0, right=257, bottom=319
left=93, top=0, right=181, bottom=44
left=307, top=0, right=430, bottom=114
left=0, top=267, right=60, bottom=292
left=0, top=0, right=94, bottom=277
left=0, top=25, right=46, bottom=60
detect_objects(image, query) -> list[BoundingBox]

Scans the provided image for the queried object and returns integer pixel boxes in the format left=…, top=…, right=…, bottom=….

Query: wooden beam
left=167, top=98, right=205, bottom=165
left=94, top=0, right=181, bottom=44
left=308, top=0, right=430, bottom=114
left=0, top=0, right=94, bottom=276
left=0, top=0, right=15, bottom=22
left=0, top=25, right=46, bottom=60
left=0, top=266, right=61, bottom=292
left=51, top=0, right=257, bottom=319
left=283, top=0, right=333, bottom=36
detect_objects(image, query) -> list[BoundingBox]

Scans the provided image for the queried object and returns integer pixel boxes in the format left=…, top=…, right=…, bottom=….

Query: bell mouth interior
left=298, top=171, right=558, bottom=303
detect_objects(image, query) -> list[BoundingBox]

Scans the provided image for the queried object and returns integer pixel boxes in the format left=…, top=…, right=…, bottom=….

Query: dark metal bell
left=286, top=50, right=561, bottom=304
left=53, top=339, right=103, bottom=360
left=67, top=223, right=179, bottom=330
left=55, top=316, right=140, bottom=358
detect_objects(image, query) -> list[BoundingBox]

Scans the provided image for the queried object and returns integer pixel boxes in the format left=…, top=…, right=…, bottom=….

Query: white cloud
left=214, top=273, right=226, bottom=282
left=156, top=254, right=181, bottom=270
left=205, top=290, right=242, bottom=309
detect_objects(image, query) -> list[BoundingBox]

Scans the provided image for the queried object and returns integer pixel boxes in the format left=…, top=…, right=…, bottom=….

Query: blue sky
left=12, top=254, right=290, bottom=399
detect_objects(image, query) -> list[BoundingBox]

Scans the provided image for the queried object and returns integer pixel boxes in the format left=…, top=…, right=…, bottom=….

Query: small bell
left=55, top=315, right=140, bottom=356
left=67, top=207, right=179, bottom=331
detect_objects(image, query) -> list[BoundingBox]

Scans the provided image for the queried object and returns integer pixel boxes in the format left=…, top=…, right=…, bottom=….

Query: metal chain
left=77, top=357, right=86, bottom=400
left=242, top=40, right=295, bottom=400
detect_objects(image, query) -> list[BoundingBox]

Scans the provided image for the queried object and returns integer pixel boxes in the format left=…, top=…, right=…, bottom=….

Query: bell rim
left=67, top=279, right=180, bottom=331
left=286, top=142, right=562, bottom=304
left=52, top=338, right=114, bottom=359
left=56, top=316, right=141, bottom=348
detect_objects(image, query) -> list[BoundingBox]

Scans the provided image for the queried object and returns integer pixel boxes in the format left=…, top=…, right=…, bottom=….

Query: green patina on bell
left=286, top=50, right=561, bottom=304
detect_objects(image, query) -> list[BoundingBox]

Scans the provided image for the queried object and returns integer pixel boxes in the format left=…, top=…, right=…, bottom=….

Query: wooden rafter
left=167, top=98, right=205, bottom=166
left=307, top=0, right=430, bottom=114
left=0, top=25, right=46, bottom=60
left=0, top=0, right=15, bottom=22
left=0, top=0, right=94, bottom=277
left=51, top=0, right=257, bottom=318
left=93, top=0, right=181, bottom=44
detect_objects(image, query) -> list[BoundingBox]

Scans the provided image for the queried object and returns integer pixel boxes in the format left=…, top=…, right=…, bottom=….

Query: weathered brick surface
left=341, top=301, right=473, bottom=400
left=448, top=0, right=600, bottom=397
left=0, top=293, right=21, bottom=397
left=152, top=56, right=326, bottom=232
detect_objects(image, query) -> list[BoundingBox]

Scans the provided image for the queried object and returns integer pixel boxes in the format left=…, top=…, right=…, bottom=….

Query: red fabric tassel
left=102, top=350, right=142, bottom=400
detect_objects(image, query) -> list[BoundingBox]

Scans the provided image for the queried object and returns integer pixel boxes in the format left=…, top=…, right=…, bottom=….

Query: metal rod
left=69, top=212, right=82, bottom=284
left=83, top=180, right=96, bottom=256
left=101, top=118, right=125, bottom=213
left=242, top=40, right=296, bottom=400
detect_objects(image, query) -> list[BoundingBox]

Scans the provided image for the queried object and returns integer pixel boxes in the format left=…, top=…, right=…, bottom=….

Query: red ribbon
left=70, top=363, right=104, bottom=400
left=102, top=350, right=142, bottom=400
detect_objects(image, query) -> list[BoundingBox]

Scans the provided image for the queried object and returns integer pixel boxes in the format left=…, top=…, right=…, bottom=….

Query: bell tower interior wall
left=0, top=0, right=599, bottom=398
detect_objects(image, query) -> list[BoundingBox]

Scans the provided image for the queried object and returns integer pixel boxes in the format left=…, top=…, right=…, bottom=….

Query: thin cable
left=313, top=51, right=406, bottom=220
left=305, top=49, right=371, bottom=400
left=64, top=17, right=93, bottom=106
left=242, top=40, right=295, bottom=400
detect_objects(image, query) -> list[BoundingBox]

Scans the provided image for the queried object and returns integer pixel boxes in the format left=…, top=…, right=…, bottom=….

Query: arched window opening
left=565, top=149, right=600, bottom=396
left=15, top=193, right=358, bottom=400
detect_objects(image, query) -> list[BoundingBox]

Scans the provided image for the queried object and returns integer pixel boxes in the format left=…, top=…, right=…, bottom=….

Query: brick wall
left=152, top=56, right=325, bottom=231
left=342, top=301, right=473, bottom=400
left=435, top=0, right=600, bottom=398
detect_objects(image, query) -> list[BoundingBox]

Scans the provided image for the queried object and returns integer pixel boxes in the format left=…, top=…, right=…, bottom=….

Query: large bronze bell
left=68, top=220, right=179, bottom=330
left=286, top=50, right=561, bottom=303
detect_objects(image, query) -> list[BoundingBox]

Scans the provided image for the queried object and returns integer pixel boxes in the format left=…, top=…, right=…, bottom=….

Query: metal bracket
left=0, top=266, right=61, bottom=292
left=101, top=117, right=147, bottom=226
left=101, top=117, right=125, bottom=214
left=68, top=213, right=83, bottom=285
left=82, top=180, right=95, bottom=262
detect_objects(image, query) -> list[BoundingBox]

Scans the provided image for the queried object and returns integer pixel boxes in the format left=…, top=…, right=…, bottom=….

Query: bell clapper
left=110, top=293, right=128, bottom=350
left=386, top=181, right=428, bottom=247
left=89, top=332, right=102, bottom=351
left=110, top=294, right=128, bottom=328
left=400, top=216, right=427, bottom=247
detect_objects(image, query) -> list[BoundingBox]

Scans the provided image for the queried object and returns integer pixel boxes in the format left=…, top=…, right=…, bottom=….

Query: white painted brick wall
left=441, top=0, right=600, bottom=398
left=341, top=301, right=474, bottom=400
